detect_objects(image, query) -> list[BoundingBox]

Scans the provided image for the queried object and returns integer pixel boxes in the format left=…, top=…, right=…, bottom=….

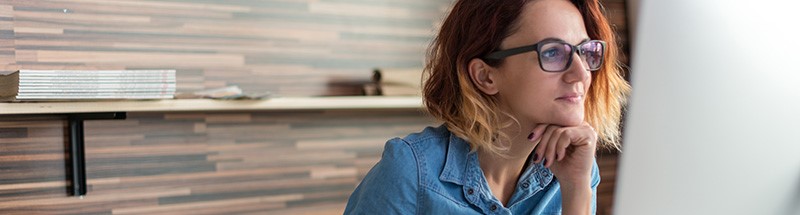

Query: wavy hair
left=423, top=0, right=630, bottom=155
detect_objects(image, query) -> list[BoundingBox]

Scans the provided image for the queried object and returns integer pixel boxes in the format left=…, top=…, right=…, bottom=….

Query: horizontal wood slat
left=1, top=0, right=453, bottom=96
left=0, top=111, right=437, bottom=214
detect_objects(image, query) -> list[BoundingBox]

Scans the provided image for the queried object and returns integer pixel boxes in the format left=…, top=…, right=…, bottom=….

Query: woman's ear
left=467, top=58, right=499, bottom=95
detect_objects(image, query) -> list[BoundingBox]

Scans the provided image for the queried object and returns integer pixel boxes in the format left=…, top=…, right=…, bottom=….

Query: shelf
left=0, top=96, right=423, bottom=115
left=0, top=96, right=423, bottom=196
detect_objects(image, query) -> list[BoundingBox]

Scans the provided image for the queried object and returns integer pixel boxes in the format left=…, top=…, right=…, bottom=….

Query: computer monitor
left=614, top=1, right=800, bottom=215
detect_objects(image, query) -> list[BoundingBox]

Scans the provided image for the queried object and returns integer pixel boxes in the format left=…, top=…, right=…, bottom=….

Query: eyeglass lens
left=579, top=41, right=604, bottom=71
left=538, top=41, right=604, bottom=72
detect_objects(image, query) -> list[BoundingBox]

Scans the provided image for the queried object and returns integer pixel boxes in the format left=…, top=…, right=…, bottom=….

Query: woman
left=345, top=0, right=629, bottom=214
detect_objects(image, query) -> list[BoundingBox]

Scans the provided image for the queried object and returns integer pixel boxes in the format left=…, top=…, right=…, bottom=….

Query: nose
left=562, top=52, right=591, bottom=84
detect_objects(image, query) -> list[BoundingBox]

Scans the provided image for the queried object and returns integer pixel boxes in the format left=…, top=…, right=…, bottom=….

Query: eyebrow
left=539, top=37, right=591, bottom=45
left=485, top=37, right=595, bottom=60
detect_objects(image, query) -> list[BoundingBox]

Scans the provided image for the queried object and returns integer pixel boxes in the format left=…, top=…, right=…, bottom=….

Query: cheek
left=495, top=58, right=565, bottom=116
left=499, top=73, right=552, bottom=102
left=586, top=75, right=594, bottom=90
left=503, top=76, right=557, bottom=115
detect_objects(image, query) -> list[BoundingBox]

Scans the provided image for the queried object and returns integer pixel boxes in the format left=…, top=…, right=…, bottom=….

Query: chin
left=550, top=113, right=584, bottom=127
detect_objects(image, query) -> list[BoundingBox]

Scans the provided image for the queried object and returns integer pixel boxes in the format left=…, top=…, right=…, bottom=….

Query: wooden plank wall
left=0, top=0, right=629, bottom=214
left=0, top=0, right=454, bottom=96
left=0, top=111, right=437, bottom=214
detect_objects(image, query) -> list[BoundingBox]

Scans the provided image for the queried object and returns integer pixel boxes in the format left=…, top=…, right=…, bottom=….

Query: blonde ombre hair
left=423, top=0, right=631, bottom=155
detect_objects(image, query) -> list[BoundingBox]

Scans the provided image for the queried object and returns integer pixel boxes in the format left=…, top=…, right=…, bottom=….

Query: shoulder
left=400, top=125, right=450, bottom=147
left=345, top=138, right=419, bottom=214
left=379, top=125, right=451, bottom=168
left=380, top=125, right=450, bottom=167
left=368, top=124, right=451, bottom=180
left=380, top=125, right=452, bottom=181
left=344, top=125, right=451, bottom=214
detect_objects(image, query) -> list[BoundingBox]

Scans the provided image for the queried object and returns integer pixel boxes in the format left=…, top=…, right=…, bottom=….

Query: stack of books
left=0, top=70, right=176, bottom=101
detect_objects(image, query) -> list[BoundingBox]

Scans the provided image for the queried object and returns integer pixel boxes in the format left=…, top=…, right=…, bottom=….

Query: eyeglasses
left=484, top=38, right=606, bottom=72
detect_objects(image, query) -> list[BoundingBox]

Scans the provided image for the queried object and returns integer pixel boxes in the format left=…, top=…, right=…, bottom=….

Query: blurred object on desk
left=174, top=86, right=270, bottom=100
left=366, top=68, right=424, bottom=96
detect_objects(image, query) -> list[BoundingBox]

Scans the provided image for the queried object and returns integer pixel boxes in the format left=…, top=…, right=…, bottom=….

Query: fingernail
left=527, top=132, right=535, bottom=140
left=532, top=153, right=539, bottom=161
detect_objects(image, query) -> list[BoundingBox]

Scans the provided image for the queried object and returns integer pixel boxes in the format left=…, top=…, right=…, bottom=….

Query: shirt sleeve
left=590, top=159, right=601, bottom=215
left=344, top=138, right=419, bottom=215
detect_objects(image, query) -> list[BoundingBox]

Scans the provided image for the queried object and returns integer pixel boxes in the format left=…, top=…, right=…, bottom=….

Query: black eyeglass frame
left=483, top=38, right=607, bottom=72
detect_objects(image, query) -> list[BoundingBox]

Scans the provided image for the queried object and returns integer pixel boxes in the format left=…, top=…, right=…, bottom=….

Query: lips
left=556, top=93, right=584, bottom=103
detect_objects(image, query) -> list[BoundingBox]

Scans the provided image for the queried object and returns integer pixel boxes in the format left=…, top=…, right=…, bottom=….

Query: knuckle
left=562, top=128, right=572, bottom=136
left=554, top=128, right=565, bottom=136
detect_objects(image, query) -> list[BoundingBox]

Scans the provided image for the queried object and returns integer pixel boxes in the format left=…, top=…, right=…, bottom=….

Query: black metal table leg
left=67, top=112, right=126, bottom=196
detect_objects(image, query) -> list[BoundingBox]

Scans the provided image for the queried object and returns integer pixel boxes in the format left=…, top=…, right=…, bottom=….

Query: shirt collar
left=439, top=131, right=471, bottom=185
left=438, top=129, right=554, bottom=189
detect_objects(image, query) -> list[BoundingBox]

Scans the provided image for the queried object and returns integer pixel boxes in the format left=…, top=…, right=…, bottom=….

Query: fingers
left=534, top=124, right=597, bottom=168
left=556, top=129, right=572, bottom=162
left=534, top=125, right=557, bottom=164
left=529, top=124, right=548, bottom=142
left=544, top=127, right=563, bottom=168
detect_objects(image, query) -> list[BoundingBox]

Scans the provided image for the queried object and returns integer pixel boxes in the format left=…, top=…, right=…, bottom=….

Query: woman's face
left=492, top=0, right=592, bottom=127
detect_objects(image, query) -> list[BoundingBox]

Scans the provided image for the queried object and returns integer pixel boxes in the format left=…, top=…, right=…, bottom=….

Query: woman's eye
left=541, top=48, right=562, bottom=60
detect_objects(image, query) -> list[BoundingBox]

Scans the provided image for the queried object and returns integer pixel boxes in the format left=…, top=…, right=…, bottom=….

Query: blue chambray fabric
left=344, top=125, right=599, bottom=215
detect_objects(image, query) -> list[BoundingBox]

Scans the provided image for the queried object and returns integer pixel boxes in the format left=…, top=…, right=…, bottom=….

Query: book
left=0, top=70, right=177, bottom=101
left=18, top=87, right=175, bottom=92
left=19, top=83, right=174, bottom=88
left=12, top=95, right=174, bottom=100
left=18, top=70, right=174, bottom=75
left=16, top=76, right=172, bottom=81
left=0, top=71, right=20, bottom=100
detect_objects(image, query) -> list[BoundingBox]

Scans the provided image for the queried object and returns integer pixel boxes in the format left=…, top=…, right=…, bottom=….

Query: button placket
left=463, top=163, right=482, bottom=207
left=467, top=154, right=495, bottom=214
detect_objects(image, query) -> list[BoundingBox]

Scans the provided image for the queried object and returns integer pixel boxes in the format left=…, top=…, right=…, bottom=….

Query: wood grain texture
left=0, top=0, right=453, bottom=96
left=0, top=0, right=629, bottom=214
left=0, top=111, right=436, bottom=214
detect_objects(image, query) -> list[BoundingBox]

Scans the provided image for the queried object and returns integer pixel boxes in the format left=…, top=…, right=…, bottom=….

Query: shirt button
left=522, top=182, right=530, bottom=188
left=467, top=188, right=474, bottom=195
left=490, top=204, right=498, bottom=211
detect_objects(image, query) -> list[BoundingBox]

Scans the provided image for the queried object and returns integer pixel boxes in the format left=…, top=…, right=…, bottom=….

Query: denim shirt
left=344, top=125, right=600, bottom=215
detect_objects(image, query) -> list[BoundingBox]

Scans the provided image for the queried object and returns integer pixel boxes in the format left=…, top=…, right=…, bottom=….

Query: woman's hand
left=530, top=122, right=597, bottom=186
left=530, top=122, right=597, bottom=214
